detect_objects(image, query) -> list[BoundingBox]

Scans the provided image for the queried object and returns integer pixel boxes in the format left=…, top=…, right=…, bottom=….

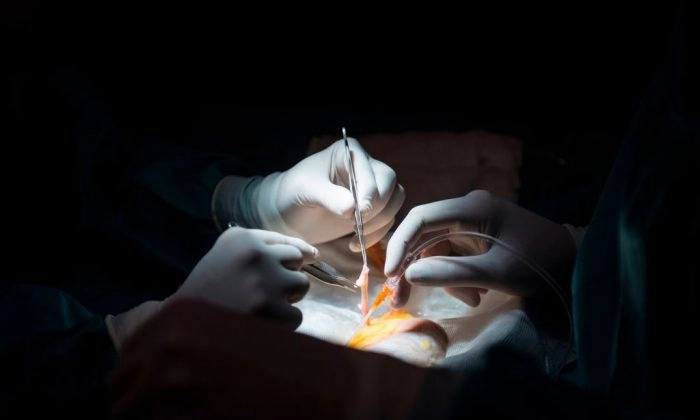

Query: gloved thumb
left=404, top=255, right=497, bottom=290
left=305, top=181, right=355, bottom=217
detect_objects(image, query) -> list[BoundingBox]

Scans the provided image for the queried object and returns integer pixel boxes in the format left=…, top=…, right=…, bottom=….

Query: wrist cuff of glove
left=212, top=175, right=266, bottom=231
left=250, top=172, right=304, bottom=238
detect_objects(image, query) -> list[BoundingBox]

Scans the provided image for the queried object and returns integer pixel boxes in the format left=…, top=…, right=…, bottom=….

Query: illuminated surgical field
left=294, top=236, right=520, bottom=367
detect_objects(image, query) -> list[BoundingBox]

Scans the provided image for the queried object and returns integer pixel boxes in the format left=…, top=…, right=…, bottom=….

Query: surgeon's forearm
left=211, top=175, right=265, bottom=231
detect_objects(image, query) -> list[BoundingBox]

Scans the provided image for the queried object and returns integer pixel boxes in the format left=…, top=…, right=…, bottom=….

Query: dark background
left=6, top=1, right=681, bottom=312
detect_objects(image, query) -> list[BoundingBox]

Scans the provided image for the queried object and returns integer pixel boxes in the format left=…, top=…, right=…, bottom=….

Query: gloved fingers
left=351, top=184, right=405, bottom=249
left=384, top=196, right=488, bottom=277
left=403, top=255, right=499, bottom=290
left=445, top=287, right=488, bottom=307
left=266, top=244, right=307, bottom=271
left=351, top=218, right=394, bottom=251
left=350, top=184, right=404, bottom=250
left=252, top=229, right=320, bottom=264
left=280, top=271, right=311, bottom=303
left=411, top=230, right=492, bottom=305
left=254, top=301, right=304, bottom=331
left=303, top=179, right=356, bottom=218
left=361, top=159, right=399, bottom=218
left=258, top=246, right=310, bottom=298
left=390, top=276, right=412, bottom=308
left=342, top=137, right=378, bottom=212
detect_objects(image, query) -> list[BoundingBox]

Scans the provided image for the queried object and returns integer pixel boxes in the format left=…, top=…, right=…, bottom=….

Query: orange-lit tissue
left=347, top=242, right=448, bottom=366
left=348, top=310, right=448, bottom=367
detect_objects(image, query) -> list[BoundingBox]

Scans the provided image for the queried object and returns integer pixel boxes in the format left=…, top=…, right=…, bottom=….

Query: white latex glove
left=212, top=137, right=405, bottom=249
left=107, top=227, right=318, bottom=350
left=384, top=190, right=578, bottom=308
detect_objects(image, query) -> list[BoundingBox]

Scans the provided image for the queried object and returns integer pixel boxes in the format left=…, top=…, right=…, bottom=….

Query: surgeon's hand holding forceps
left=224, top=128, right=367, bottom=294
left=301, top=128, right=368, bottom=293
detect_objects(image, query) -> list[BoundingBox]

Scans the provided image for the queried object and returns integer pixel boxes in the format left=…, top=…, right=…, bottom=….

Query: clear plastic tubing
left=380, top=231, right=573, bottom=376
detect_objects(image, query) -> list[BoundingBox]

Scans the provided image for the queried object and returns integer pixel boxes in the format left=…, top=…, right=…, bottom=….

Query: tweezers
left=343, top=127, right=368, bottom=268
left=302, top=261, right=359, bottom=293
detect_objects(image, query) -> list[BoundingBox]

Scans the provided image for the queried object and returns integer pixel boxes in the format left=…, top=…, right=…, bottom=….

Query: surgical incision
left=348, top=310, right=448, bottom=367
left=348, top=243, right=448, bottom=366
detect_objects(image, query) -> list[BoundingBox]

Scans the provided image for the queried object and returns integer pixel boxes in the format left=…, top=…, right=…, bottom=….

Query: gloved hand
left=384, top=190, right=578, bottom=307
left=212, top=137, right=405, bottom=249
left=106, top=227, right=318, bottom=349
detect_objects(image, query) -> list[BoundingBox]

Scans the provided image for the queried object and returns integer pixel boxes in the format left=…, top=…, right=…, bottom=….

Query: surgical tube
left=376, top=231, right=573, bottom=377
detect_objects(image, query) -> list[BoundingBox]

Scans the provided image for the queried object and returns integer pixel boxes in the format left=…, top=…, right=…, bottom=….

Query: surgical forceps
left=302, top=261, right=359, bottom=293
left=226, top=221, right=358, bottom=293
left=343, top=127, right=368, bottom=268
left=302, top=128, right=367, bottom=293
